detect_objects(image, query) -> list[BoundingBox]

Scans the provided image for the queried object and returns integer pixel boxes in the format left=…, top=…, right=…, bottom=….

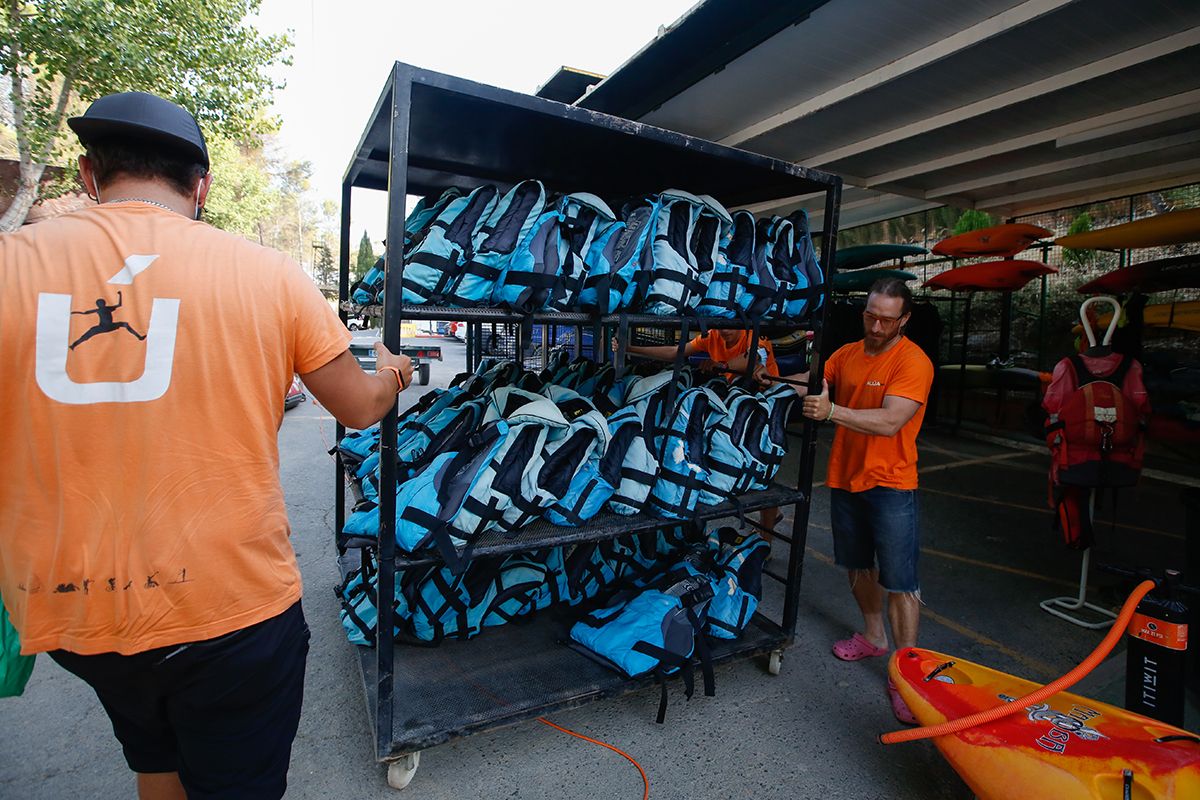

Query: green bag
left=1, top=591, right=35, bottom=697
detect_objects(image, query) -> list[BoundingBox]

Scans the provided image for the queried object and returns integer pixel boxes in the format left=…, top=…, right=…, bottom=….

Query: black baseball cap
left=68, top=91, right=209, bottom=169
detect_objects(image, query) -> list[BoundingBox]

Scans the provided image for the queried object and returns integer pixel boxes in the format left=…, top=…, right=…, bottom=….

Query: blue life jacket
left=338, top=425, right=381, bottom=466
left=570, top=560, right=715, bottom=722
left=409, top=561, right=495, bottom=642
left=352, top=254, right=386, bottom=304
left=577, top=203, right=654, bottom=314
left=545, top=403, right=638, bottom=526
left=744, top=383, right=794, bottom=490
left=482, top=548, right=566, bottom=628
left=608, top=373, right=672, bottom=515
left=450, top=180, right=548, bottom=307
left=739, top=217, right=782, bottom=318
left=704, top=528, right=769, bottom=639
left=498, top=386, right=609, bottom=534
left=695, top=207, right=753, bottom=318
left=699, top=388, right=766, bottom=505
left=336, top=558, right=410, bottom=647
left=403, top=187, right=464, bottom=256
left=647, top=387, right=717, bottom=519
left=488, top=188, right=568, bottom=312
left=546, top=192, right=617, bottom=312
left=782, top=209, right=824, bottom=318
left=639, top=190, right=711, bottom=315
left=683, top=194, right=733, bottom=313
left=402, top=184, right=498, bottom=305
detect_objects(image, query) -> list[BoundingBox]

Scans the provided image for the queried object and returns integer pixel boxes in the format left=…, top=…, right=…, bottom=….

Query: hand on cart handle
left=374, top=343, right=414, bottom=391
left=801, top=379, right=833, bottom=421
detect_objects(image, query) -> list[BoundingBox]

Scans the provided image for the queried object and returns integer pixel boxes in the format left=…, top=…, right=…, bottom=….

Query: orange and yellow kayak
left=889, top=647, right=1200, bottom=800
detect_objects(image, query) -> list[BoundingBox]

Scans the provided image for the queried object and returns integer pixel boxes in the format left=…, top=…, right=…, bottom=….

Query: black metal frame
left=336, top=62, right=841, bottom=763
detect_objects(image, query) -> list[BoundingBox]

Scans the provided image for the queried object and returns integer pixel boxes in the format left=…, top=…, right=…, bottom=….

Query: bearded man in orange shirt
left=780, top=278, right=933, bottom=724
left=0, top=92, right=412, bottom=799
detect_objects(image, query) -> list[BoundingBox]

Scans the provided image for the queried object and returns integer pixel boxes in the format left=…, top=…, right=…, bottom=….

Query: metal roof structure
left=569, top=0, right=1200, bottom=231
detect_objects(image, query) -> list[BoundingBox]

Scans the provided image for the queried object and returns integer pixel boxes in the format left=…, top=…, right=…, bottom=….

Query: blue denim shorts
left=830, top=487, right=920, bottom=593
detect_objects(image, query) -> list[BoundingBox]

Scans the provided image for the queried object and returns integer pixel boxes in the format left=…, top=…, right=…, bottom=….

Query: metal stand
left=1039, top=547, right=1118, bottom=630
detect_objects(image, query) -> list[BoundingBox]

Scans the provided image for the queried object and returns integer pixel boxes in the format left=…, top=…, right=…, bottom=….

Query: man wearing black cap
left=0, top=91, right=411, bottom=799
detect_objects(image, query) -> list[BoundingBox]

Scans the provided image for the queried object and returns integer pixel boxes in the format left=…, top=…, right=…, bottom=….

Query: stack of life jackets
left=350, top=181, right=824, bottom=321
left=1042, top=349, right=1149, bottom=549
left=338, top=361, right=795, bottom=567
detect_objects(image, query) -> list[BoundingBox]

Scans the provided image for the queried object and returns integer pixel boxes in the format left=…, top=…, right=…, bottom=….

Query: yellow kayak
left=889, top=647, right=1200, bottom=800
left=1056, top=209, right=1200, bottom=250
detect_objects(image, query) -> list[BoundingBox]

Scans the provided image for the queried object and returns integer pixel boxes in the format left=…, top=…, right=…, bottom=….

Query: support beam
left=865, top=88, right=1200, bottom=186
left=925, top=129, right=1200, bottom=198
left=720, top=0, right=1078, bottom=147
left=976, top=157, right=1200, bottom=213
left=803, top=28, right=1200, bottom=167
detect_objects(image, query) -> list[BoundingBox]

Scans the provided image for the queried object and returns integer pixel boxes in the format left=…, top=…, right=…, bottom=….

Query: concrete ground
left=2, top=337, right=1195, bottom=799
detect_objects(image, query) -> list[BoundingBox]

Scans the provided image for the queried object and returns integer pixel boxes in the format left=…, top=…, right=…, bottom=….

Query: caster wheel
left=418, top=364, right=431, bottom=385
left=767, top=650, right=783, bottom=676
left=386, top=751, right=420, bottom=790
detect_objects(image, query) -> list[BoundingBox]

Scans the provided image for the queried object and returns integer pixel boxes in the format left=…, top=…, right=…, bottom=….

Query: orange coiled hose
left=880, top=579, right=1156, bottom=745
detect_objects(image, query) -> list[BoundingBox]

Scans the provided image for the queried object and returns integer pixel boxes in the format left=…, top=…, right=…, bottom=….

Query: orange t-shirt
left=823, top=336, right=933, bottom=492
left=0, top=203, right=351, bottom=655
left=689, top=330, right=779, bottom=376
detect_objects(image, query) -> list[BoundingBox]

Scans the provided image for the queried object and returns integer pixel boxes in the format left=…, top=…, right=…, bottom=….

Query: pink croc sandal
left=832, top=632, right=889, bottom=662
left=887, top=679, right=918, bottom=725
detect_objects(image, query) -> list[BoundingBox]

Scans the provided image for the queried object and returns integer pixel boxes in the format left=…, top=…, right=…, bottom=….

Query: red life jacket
left=1044, top=353, right=1145, bottom=489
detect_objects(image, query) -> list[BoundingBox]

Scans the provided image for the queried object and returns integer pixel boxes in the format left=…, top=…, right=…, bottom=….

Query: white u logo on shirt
left=34, top=255, right=180, bottom=405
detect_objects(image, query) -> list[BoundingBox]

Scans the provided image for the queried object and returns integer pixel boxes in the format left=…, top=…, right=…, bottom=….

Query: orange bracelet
left=376, top=365, right=406, bottom=393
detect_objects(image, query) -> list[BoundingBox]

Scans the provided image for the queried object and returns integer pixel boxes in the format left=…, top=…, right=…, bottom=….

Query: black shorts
left=49, top=601, right=310, bottom=799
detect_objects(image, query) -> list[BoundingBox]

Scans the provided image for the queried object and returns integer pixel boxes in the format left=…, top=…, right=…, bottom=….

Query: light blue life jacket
left=698, top=388, right=766, bottom=505
left=402, top=184, right=498, bottom=305
left=704, top=528, right=769, bottom=640
left=639, top=190, right=711, bottom=316
left=482, top=548, right=566, bottom=628
left=737, top=217, right=782, bottom=318
left=546, top=193, right=617, bottom=312
left=607, top=373, right=672, bottom=515
left=409, top=561, right=495, bottom=642
left=647, top=387, right=717, bottom=519
left=338, top=425, right=381, bottom=466
left=577, top=203, right=654, bottom=314
left=403, top=187, right=464, bottom=256
left=336, top=558, right=410, bottom=647
left=743, top=383, right=794, bottom=490
left=497, top=386, right=609, bottom=534
left=694, top=208, right=754, bottom=318
left=352, top=254, right=386, bottom=304
left=450, top=180, right=548, bottom=307
left=683, top=194, right=733, bottom=313
left=781, top=209, right=824, bottom=318
left=488, top=187, right=566, bottom=312
left=545, top=403, right=639, bottom=526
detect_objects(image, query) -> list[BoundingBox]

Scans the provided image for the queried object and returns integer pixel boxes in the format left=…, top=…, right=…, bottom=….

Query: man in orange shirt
left=781, top=278, right=932, bottom=724
left=622, top=328, right=782, bottom=536
left=0, top=92, right=412, bottom=799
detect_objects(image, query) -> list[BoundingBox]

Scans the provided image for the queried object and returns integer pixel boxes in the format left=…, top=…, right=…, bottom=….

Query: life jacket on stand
left=546, top=403, right=640, bottom=527
left=781, top=209, right=824, bottom=319
left=488, top=187, right=569, bottom=312
left=336, top=554, right=412, bottom=647
left=698, top=388, right=764, bottom=506
left=403, top=187, right=465, bottom=256
left=402, top=184, right=498, bottom=305
left=638, top=190, right=710, bottom=315
left=450, top=180, right=548, bottom=307
left=608, top=373, right=673, bottom=516
left=647, top=387, right=717, bottom=520
left=1043, top=350, right=1149, bottom=549
left=704, top=527, right=770, bottom=640
left=743, top=382, right=795, bottom=490
left=683, top=194, right=734, bottom=314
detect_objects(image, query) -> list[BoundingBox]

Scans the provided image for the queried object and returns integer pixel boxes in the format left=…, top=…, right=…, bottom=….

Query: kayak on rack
left=889, top=647, right=1200, bottom=800
left=833, top=243, right=927, bottom=272
left=924, top=259, right=1056, bottom=292
left=1075, top=299, right=1200, bottom=335
left=833, top=267, right=916, bottom=293
left=1077, top=254, right=1200, bottom=294
left=1056, top=209, right=1200, bottom=250
left=932, top=224, right=1052, bottom=258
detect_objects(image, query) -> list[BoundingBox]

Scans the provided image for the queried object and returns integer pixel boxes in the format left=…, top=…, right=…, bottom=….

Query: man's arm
left=801, top=380, right=921, bottom=436
left=300, top=343, right=413, bottom=430
left=615, top=338, right=701, bottom=361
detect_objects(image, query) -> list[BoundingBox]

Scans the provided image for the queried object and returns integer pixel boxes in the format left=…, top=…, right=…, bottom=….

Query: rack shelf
left=338, top=483, right=806, bottom=565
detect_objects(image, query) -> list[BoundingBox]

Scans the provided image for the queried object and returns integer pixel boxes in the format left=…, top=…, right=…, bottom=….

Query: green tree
left=355, top=230, right=376, bottom=282
left=0, top=0, right=291, bottom=231
left=203, top=133, right=279, bottom=237
left=951, top=209, right=994, bottom=235
left=1061, top=212, right=1095, bottom=271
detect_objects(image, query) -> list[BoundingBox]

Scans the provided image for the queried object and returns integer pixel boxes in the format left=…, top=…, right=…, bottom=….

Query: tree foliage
left=951, top=209, right=994, bottom=236
left=355, top=230, right=376, bottom=281
left=0, top=0, right=291, bottom=230
left=1061, top=212, right=1095, bottom=271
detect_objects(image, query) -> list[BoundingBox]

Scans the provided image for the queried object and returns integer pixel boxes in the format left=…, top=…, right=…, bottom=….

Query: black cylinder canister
left=1125, top=571, right=1188, bottom=726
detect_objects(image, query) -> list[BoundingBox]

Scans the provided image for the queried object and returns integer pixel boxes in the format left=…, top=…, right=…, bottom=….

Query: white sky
left=254, top=0, right=699, bottom=249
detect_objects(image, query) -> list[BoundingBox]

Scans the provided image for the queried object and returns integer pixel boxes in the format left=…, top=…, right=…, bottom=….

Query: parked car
left=348, top=330, right=442, bottom=386
left=285, top=375, right=306, bottom=410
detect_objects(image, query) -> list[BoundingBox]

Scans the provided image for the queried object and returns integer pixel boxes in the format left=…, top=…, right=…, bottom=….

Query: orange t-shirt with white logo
left=822, top=336, right=933, bottom=493
left=0, top=203, right=351, bottom=655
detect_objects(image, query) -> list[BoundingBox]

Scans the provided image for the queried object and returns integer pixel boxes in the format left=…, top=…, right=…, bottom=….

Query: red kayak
left=932, top=224, right=1052, bottom=258
left=924, top=259, right=1056, bottom=292
left=1077, top=254, right=1200, bottom=294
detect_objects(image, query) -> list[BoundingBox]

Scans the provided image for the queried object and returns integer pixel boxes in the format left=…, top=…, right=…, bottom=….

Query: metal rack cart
left=334, top=62, right=841, bottom=789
